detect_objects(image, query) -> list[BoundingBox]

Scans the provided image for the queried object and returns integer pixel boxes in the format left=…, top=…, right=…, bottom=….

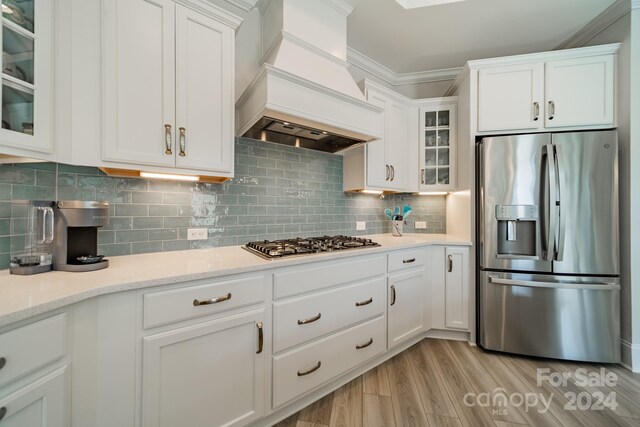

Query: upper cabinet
left=418, top=98, right=457, bottom=192
left=362, top=84, right=408, bottom=191
left=343, top=80, right=414, bottom=193
left=0, top=0, right=53, bottom=160
left=476, top=45, right=618, bottom=134
left=101, top=0, right=238, bottom=178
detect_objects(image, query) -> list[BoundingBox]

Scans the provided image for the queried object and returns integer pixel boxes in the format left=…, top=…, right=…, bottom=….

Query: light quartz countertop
left=0, top=233, right=471, bottom=328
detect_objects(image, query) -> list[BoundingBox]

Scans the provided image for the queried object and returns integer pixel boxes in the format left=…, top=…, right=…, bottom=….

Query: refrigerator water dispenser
left=495, top=205, right=538, bottom=258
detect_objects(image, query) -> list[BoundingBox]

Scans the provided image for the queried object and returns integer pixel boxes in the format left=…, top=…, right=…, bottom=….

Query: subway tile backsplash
left=0, top=138, right=446, bottom=269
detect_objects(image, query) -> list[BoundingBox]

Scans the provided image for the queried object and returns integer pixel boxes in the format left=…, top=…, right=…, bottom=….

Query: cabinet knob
left=297, top=313, right=321, bottom=325
left=548, top=101, right=555, bottom=120
left=355, top=297, right=373, bottom=307
left=164, top=124, right=173, bottom=155
left=355, top=338, right=374, bottom=350
left=390, top=285, right=397, bottom=306
left=385, top=165, right=390, bottom=181
left=533, top=102, right=540, bottom=121
left=256, top=322, right=264, bottom=354
left=0, top=357, right=5, bottom=370
left=178, top=127, right=186, bottom=157
left=297, top=361, right=321, bottom=376
left=193, top=293, right=231, bottom=306
left=0, top=407, right=6, bottom=421
left=448, top=254, right=453, bottom=272
left=390, top=165, right=395, bottom=181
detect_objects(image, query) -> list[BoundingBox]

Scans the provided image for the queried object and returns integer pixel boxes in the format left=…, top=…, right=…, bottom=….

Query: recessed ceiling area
left=347, top=0, right=617, bottom=73
left=394, top=0, right=467, bottom=9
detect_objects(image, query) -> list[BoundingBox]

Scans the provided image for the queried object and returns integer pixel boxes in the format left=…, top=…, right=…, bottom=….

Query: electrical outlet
left=356, top=221, right=366, bottom=231
left=187, top=228, right=208, bottom=240
left=415, top=221, right=427, bottom=229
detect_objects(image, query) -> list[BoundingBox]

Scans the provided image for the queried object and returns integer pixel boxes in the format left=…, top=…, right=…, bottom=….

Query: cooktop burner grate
left=243, top=235, right=380, bottom=259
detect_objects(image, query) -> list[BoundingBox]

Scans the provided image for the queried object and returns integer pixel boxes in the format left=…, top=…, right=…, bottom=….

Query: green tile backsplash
left=0, top=138, right=446, bottom=269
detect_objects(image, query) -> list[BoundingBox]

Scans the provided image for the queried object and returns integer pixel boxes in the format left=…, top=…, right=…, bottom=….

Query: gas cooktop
left=243, top=235, right=380, bottom=260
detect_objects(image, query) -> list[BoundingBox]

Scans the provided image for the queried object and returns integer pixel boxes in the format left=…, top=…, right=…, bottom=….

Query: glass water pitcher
left=9, top=200, right=54, bottom=275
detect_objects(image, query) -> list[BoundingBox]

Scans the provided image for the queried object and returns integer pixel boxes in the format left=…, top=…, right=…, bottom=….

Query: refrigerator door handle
left=555, top=144, right=566, bottom=261
left=488, top=276, right=620, bottom=291
left=542, top=144, right=557, bottom=261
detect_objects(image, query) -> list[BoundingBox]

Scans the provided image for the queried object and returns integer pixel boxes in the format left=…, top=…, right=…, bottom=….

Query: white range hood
left=236, top=0, right=383, bottom=153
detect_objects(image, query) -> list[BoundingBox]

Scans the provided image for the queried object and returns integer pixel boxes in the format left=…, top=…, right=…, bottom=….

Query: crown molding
left=556, top=0, right=631, bottom=49
left=222, top=0, right=260, bottom=12
left=176, top=0, right=243, bottom=27
left=346, top=47, right=461, bottom=87
left=321, top=0, right=354, bottom=16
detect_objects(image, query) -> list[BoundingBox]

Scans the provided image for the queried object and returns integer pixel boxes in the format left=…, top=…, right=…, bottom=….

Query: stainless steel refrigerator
left=478, top=130, right=620, bottom=363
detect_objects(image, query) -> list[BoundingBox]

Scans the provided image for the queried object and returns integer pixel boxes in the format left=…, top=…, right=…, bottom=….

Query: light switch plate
left=187, top=228, right=208, bottom=240
left=415, top=221, right=427, bottom=229
left=356, top=221, right=366, bottom=231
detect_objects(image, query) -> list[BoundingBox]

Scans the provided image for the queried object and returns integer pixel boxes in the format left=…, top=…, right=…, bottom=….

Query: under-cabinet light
left=361, top=190, right=383, bottom=195
left=140, top=171, right=199, bottom=182
left=417, top=191, right=448, bottom=196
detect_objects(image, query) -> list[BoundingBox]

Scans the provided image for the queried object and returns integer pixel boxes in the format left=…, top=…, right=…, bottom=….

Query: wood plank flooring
left=273, top=338, right=640, bottom=427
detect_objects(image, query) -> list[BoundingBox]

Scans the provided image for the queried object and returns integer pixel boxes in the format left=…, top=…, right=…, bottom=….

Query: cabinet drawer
left=388, top=249, right=426, bottom=273
left=0, top=314, right=66, bottom=388
left=143, top=275, right=265, bottom=329
left=273, top=277, right=385, bottom=353
left=274, top=255, right=385, bottom=299
left=273, top=315, right=385, bottom=408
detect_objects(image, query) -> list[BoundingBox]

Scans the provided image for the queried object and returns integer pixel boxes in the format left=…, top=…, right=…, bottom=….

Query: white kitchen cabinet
left=444, top=246, right=469, bottom=330
left=544, top=55, right=614, bottom=129
left=476, top=48, right=617, bottom=134
left=387, top=269, right=425, bottom=348
left=426, top=246, right=470, bottom=332
left=0, top=0, right=53, bottom=160
left=343, top=79, right=412, bottom=192
left=142, top=308, right=266, bottom=427
left=0, top=367, right=66, bottom=427
left=478, top=63, right=543, bottom=132
left=102, top=0, right=239, bottom=177
left=418, top=98, right=457, bottom=191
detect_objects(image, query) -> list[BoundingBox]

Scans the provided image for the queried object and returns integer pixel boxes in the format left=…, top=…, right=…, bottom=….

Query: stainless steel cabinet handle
left=555, top=144, right=566, bottom=261
left=0, top=407, right=6, bottom=421
left=448, top=254, right=453, bottom=272
left=543, top=144, right=558, bottom=261
left=548, top=101, right=555, bottom=120
left=164, top=124, right=173, bottom=155
left=0, top=357, right=5, bottom=370
left=256, top=322, right=264, bottom=354
left=298, top=313, right=321, bottom=325
left=356, top=338, right=374, bottom=350
left=390, top=165, right=395, bottom=181
left=385, top=164, right=390, bottom=181
left=355, top=297, right=373, bottom=307
left=193, top=293, right=231, bottom=306
left=390, top=285, right=396, bottom=306
left=421, top=169, right=425, bottom=184
left=178, top=127, right=186, bottom=157
left=297, top=361, right=321, bottom=376
left=533, top=102, right=539, bottom=121
left=403, top=258, right=416, bottom=264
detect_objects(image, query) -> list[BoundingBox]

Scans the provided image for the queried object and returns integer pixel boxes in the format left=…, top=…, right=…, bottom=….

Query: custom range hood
left=236, top=0, right=383, bottom=153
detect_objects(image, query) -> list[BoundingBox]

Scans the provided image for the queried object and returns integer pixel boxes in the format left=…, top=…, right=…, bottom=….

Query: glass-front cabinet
left=418, top=100, right=457, bottom=191
left=0, top=0, right=52, bottom=158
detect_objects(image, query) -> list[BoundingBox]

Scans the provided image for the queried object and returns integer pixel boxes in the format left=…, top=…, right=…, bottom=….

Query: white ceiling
left=347, top=0, right=617, bottom=73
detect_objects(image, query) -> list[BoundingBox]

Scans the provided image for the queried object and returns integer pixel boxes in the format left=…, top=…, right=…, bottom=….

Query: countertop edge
left=0, top=234, right=472, bottom=328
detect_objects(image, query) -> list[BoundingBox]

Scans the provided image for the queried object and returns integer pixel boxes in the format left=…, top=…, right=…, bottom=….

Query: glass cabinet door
left=0, top=0, right=52, bottom=154
left=421, top=106, right=454, bottom=187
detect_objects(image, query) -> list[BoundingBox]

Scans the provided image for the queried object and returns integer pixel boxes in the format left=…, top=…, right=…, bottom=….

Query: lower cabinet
left=0, top=367, right=66, bottom=427
left=387, top=269, right=425, bottom=348
left=272, top=315, right=385, bottom=408
left=427, top=246, right=470, bottom=332
left=444, top=247, right=470, bottom=330
left=141, top=308, right=266, bottom=427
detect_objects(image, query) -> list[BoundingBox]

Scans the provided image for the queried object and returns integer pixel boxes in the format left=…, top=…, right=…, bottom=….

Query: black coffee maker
left=53, top=201, right=110, bottom=272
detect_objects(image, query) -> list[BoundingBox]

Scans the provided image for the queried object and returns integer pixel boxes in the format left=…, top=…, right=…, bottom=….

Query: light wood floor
left=273, top=338, right=640, bottom=427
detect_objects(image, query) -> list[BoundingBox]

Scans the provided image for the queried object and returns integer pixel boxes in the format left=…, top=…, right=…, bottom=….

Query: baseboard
left=424, top=328, right=470, bottom=341
left=621, top=339, right=640, bottom=372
